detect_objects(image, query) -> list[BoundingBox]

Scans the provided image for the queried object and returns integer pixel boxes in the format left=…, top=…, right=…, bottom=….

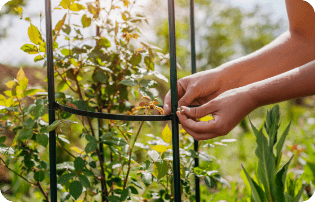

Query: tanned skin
left=163, top=0, right=315, bottom=140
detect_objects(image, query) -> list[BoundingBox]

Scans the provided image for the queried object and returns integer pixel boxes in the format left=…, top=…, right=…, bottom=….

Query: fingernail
left=177, top=107, right=184, bottom=114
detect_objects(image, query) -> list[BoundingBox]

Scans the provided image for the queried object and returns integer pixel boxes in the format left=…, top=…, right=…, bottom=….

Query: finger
left=164, top=81, right=186, bottom=115
left=181, top=102, right=214, bottom=119
left=176, top=111, right=218, bottom=140
left=178, top=89, right=197, bottom=107
left=163, top=90, right=172, bottom=115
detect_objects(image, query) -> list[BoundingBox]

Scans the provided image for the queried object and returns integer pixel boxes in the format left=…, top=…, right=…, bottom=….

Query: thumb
left=178, top=89, right=196, bottom=107
left=181, top=103, right=213, bottom=119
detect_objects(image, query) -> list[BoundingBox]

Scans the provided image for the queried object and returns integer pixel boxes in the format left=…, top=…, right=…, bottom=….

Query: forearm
left=247, top=59, right=315, bottom=107
left=217, top=30, right=315, bottom=90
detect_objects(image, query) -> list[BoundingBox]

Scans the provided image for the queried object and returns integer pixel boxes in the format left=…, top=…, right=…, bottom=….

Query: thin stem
left=123, top=120, right=144, bottom=190
left=38, top=181, right=50, bottom=202
left=55, top=69, right=77, bottom=92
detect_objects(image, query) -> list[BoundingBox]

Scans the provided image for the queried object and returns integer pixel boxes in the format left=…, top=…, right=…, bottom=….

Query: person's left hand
left=176, top=87, right=257, bottom=140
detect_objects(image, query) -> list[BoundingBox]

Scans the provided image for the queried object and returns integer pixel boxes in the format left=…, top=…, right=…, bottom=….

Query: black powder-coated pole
left=190, top=0, right=200, bottom=201
left=167, top=0, right=181, bottom=201
left=45, top=0, right=57, bottom=201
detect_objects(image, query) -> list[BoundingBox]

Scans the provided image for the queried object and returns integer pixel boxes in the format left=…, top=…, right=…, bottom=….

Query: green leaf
left=82, top=169, right=94, bottom=176
left=0, top=145, right=14, bottom=155
left=18, top=129, right=33, bottom=141
left=34, top=171, right=45, bottom=182
left=148, top=150, right=160, bottom=162
left=23, top=118, right=35, bottom=129
left=23, top=104, right=36, bottom=115
left=139, top=87, right=153, bottom=100
left=85, top=141, right=97, bottom=153
left=144, top=56, right=154, bottom=70
left=275, top=155, right=294, bottom=202
left=121, top=188, right=131, bottom=201
left=46, top=120, right=61, bottom=132
left=69, top=181, right=83, bottom=200
left=61, top=48, right=71, bottom=56
left=242, top=165, right=266, bottom=202
left=204, top=176, right=216, bottom=189
left=100, top=132, right=115, bottom=140
left=95, top=70, right=107, bottom=83
left=78, top=174, right=91, bottom=188
left=141, top=171, right=153, bottom=187
left=275, top=122, right=291, bottom=165
left=55, top=13, right=67, bottom=34
left=81, top=14, right=91, bottom=28
left=128, top=186, right=138, bottom=194
left=21, top=44, right=39, bottom=54
left=33, top=104, right=47, bottom=119
left=108, top=195, right=120, bottom=202
left=85, top=134, right=97, bottom=142
left=0, top=136, right=6, bottom=145
left=129, top=54, right=142, bottom=66
left=58, top=173, right=75, bottom=184
left=140, top=79, right=158, bottom=88
left=119, top=79, right=138, bottom=86
left=74, top=157, right=85, bottom=171
left=69, top=3, right=85, bottom=11
left=34, top=55, right=44, bottom=62
left=99, top=37, right=111, bottom=48
left=57, top=80, right=71, bottom=92
left=36, top=133, right=48, bottom=147
left=56, top=162, right=74, bottom=171
left=292, top=184, right=306, bottom=202
left=62, top=24, right=71, bottom=34
left=28, top=23, right=42, bottom=45
left=154, top=160, right=168, bottom=179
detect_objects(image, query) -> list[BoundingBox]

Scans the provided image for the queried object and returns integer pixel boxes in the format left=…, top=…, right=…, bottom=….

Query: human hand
left=163, top=69, right=224, bottom=115
left=176, top=87, right=257, bottom=140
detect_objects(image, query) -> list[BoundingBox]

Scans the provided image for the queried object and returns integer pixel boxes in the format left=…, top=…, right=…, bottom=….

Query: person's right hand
left=163, top=69, right=228, bottom=115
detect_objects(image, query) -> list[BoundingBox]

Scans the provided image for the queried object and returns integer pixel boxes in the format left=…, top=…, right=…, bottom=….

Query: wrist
left=215, top=63, right=243, bottom=92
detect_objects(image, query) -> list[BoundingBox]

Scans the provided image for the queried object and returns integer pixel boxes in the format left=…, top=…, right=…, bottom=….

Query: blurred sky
left=0, top=0, right=288, bottom=67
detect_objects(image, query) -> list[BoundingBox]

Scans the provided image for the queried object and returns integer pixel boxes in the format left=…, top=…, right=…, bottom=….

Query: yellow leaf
left=180, top=164, right=185, bottom=178
left=6, top=97, right=13, bottom=107
left=152, top=145, right=168, bottom=154
left=39, top=42, right=46, bottom=52
left=16, top=86, right=23, bottom=99
left=19, top=76, right=29, bottom=92
left=14, top=6, right=23, bottom=19
left=123, top=0, right=130, bottom=7
left=200, top=115, right=213, bottom=122
left=28, top=23, right=42, bottom=45
left=4, top=91, right=12, bottom=97
left=17, top=68, right=25, bottom=82
left=168, top=145, right=172, bottom=150
left=42, top=114, right=49, bottom=123
left=0, top=94, right=6, bottom=106
left=153, top=163, right=158, bottom=177
left=69, top=3, right=85, bottom=11
left=162, top=124, right=172, bottom=143
left=5, top=80, right=16, bottom=89
left=71, top=146, right=83, bottom=153
left=179, top=129, right=186, bottom=133
left=60, top=0, right=72, bottom=9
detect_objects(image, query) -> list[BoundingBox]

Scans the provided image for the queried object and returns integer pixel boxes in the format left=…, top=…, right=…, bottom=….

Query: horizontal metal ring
left=54, top=102, right=172, bottom=121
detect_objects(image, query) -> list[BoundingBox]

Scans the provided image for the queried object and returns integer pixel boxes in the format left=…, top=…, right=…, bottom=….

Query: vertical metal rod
left=98, top=113, right=105, bottom=202
left=167, top=0, right=181, bottom=201
left=190, top=0, right=200, bottom=201
left=45, top=0, right=57, bottom=201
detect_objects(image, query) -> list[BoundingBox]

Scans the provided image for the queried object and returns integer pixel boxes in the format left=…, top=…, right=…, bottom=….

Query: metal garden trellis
left=44, top=0, right=200, bottom=201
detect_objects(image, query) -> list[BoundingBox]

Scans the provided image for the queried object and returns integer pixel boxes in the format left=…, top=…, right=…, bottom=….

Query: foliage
left=242, top=105, right=306, bottom=202
left=0, top=0, right=234, bottom=201
left=151, top=0, right=284, bottom=71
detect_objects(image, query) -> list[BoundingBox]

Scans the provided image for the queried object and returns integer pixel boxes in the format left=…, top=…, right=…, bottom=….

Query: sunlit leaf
left=28, top=23, right=42, bottom=45
left=162, top=124, right=172, bottom=143
left=69, top=3, right=85, bottom=11
left=152, top=145, right=168, bottom=154
left=21, top=44, right=38, bottom=54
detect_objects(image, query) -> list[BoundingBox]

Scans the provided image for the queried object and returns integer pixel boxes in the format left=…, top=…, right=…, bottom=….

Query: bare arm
left=218, top=0, right=315, bottom=91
